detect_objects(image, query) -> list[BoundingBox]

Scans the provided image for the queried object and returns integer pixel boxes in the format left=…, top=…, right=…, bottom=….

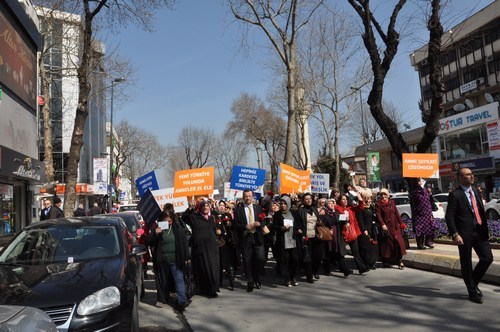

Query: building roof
left=353, top=126, right=425, bottom=157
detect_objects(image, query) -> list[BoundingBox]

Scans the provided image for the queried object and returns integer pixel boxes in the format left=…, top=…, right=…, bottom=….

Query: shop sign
left=0, top=145, right=45, bottom=182
left=440, top=156, right=495, bottom=177
left=438, top=102, right=499, bottom=134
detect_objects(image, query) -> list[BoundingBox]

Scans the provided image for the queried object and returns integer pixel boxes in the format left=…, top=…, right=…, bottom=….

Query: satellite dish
left=453, top=103, right=466, bottom=112
left=485, top=92, right=495, bottom=104
left=465, top=99, right=475, bottom=109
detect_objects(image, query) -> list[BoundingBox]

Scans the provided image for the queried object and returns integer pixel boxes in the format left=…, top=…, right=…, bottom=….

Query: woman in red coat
left=375, top=188, right=407, bottom=269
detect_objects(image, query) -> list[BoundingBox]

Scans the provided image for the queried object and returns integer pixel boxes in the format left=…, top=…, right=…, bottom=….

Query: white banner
left=93, top=158, right=108, bottom=195
left=151, top=187, right=189, bottom=213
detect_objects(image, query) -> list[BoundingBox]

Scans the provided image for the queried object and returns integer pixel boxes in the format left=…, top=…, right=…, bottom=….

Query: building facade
left=0, top=0, right=45, bottom=239
left=411, top=1, right=500, bottom=197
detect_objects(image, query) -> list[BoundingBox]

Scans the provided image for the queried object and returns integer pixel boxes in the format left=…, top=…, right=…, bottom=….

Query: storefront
left=437, top=102, right=500, bottom=196
left=0, top=146, right=45, bottom=238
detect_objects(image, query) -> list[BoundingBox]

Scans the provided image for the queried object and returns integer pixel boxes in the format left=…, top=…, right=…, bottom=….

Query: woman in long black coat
left=358, top=195, right=379, bottom=270
left=187, top=197, right=220, bottom=297
left=215, top=200, right=237, bottom=290
left=148, top=211, right=190, bottom=310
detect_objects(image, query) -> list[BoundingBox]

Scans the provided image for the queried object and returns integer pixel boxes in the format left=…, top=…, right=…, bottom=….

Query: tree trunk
left=39, top=57, right=55, bottom=185
left=284, top=67, right=296, bottom=165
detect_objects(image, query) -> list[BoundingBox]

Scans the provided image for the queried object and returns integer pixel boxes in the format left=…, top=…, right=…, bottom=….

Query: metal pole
left=109, top=82, right=114, bottom=212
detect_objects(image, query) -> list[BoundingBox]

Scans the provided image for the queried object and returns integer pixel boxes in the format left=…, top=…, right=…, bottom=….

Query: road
left=139, top=258, right=500, bottom=331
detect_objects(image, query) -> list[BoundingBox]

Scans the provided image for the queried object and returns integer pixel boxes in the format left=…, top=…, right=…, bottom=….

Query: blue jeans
left=159, top=262, right=187, bottom=305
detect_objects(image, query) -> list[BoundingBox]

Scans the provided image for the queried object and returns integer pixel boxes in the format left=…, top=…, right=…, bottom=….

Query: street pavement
left=139, top=240, right=500, bottom=331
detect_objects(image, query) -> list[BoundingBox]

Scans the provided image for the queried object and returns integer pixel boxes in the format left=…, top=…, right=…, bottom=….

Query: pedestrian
left=297, top=193, right=326, bottom=283
left=148, top=211, right=190, bottom=311
left=335, top=193, right=369, bottom=275
left=445, top=167, right=493, bottom=304
left=89, top=202, right=102, bottom=216
left=187, top=197, right=220, bottom=298
left=215, top=200, right=237, bottom=291
left=272, top=195, right=300, bottom=287
left=358, top=194, right=379, bottom=270
left=234, top=189, right=266, bottom=292
left=40, top=199, right=52, bottom=221
left=49, top=197, right=64, bottom=219
left=409, top=179, right=436, bottom=250
left=375, top=188, right=407, bottom=269
left=73, top=204, right=86, bottom=217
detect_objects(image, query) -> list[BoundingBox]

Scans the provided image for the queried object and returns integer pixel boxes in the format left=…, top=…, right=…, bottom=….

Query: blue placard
left=135, top=170, right=159, bottom=197
left=138, top=189, right=162, bottom=228
left=230, top=166, right=266, bottom=191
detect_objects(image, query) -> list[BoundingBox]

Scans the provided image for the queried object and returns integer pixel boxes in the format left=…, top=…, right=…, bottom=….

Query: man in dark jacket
left=445, top=167, right=493, bottom=304
left=49, top=197, right=64, bottom=219
left=73, top=204, right=86, bottom=217
left=40, top=199, right=52, bottom=220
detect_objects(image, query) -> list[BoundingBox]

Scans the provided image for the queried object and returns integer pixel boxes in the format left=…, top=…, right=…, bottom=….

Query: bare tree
left=34, top=0, right=174, bottom=216
left=115, top=120, right=169, bottom=199
left=211, top=133, right=248, bottom=187
left=347, top=0, right=444, bottom=170
left=176, top=126, right=215, bottom=170
left=228, top=0, right=324, bottom=165
left=226, top=93, right=285, bottom=191
left=297, top=5, right=369, bottom=187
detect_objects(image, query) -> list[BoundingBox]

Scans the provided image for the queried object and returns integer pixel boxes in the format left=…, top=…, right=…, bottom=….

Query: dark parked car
left=0, top=216, right=146, bottom=331
left=112, top=211, right=143, bottom=242
left=0, top=305, right=57, bottom=332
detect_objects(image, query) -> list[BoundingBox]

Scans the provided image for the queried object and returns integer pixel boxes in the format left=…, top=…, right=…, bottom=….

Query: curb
left=403, top=251, right=500, bottom=286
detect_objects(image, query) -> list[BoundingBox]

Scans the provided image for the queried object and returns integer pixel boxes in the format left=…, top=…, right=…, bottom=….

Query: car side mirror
left=130, top=244, right=147, bottom=256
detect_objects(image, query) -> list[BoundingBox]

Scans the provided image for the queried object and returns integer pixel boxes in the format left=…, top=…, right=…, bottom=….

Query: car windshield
left=0, top=225, right=120, bottom=265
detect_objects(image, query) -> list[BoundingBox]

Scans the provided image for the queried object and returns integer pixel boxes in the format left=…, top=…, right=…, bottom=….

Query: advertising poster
left=367, top=152, right=380, bottom=182
left=93, top=158, right=108, bottom=195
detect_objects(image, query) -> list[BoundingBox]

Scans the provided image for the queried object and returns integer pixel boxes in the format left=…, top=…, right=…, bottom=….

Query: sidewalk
left=402, top=240, right=500, bottom=286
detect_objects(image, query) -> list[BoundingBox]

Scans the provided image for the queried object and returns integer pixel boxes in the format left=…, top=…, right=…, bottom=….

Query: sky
left=111, top=0, right=495, bottom=161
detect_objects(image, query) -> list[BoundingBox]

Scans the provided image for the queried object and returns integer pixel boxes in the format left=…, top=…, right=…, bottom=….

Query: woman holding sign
left=187, top=197, right=220, bottom=298
left=273, top=196, right=300, bottom=287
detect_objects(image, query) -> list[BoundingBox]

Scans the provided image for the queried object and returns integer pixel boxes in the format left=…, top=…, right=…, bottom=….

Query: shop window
left=440, top=125, right=488, bottom=161
left=0, top=185, right=15, bottom=236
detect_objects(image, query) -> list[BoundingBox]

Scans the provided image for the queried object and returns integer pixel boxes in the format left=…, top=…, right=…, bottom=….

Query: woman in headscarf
left=297, top=193, right=326, bottom=283
left=335, top=193, right=369, bottom=275
left=148, top=211, right=190, bottom=311
left=321, top=198, right=352, bottom=277
left=358, top=194, right=379, bottom=270
left=375, top=188, right=407, bottom=269
left=273, top=195, right=300, bottom=287
left=187, top=197, right=220, bottom=297
left=215, top=200, right=237, bottom=290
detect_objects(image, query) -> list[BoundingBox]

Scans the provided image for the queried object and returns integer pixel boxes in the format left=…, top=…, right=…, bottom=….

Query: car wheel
left=486, top=209, right=499, bottom=220
left=401, top=213, right=410, bottom=221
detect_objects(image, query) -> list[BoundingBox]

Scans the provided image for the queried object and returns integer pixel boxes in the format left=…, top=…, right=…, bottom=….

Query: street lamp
left=109, top=77, right=125, bottom=212
left=351, top=86, right=369, bottom=184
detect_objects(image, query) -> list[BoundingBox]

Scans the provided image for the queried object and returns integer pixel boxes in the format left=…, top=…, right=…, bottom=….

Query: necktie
left=247, top=206, right=254, bottom=226
left=469, top=189, right=482, bottom=225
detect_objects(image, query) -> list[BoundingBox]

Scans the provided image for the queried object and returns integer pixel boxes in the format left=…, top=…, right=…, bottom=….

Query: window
left=439, top=125, right=489, bottom=161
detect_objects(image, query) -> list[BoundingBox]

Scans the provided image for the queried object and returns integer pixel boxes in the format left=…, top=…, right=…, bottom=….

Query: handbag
left=316, top=225, right=333, bottom=241
left=184, top=261, right=196, bottom=299
left=342, top=224, right=358, bottom=243
left=216, top=235, right=225, bottom=247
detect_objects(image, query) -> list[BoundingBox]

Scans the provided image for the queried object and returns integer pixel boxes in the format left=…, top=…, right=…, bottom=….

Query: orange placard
left=402, top=153, right=439, bottom=178
left=279, top=163, right=311, bottom=194
left=173, top=167, right=215, bottom=198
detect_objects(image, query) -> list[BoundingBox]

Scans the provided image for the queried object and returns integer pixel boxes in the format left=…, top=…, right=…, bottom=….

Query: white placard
left=283, top=219, right=293, bottom=227
left=157, top=221, right=170, bottom=230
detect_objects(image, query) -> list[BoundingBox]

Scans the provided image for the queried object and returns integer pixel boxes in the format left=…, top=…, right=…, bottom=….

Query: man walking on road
left=234, top=189, right=266, bottom=292
left=445, top=167, right=493, bottom=304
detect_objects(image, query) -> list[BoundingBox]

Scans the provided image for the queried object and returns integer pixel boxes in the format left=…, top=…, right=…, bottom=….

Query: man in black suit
left=40, top=199, right=52, bottom=221
left=49, top=197, right=64, bottom=219
left=234, top=189, right=266, bottom=292
left=445, top=167, right=493, bottom=304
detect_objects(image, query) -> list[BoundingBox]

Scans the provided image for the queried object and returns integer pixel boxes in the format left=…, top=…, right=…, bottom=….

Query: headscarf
left=280, top=196, right=292, bottom=214
left=195, top=197, right=211, bottom=220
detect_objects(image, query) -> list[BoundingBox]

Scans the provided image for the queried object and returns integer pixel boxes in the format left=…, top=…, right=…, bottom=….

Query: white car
left=392, top=195, right=445, bottom=220
left=433, top=193, right=449, bottom=213
left=484, top=198, right=500, bottom=220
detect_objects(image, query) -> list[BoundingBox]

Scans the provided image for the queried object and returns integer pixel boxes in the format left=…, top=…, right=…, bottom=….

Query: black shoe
left=343, top=269, right=353, bottom=277
left=247, top=283, right=254, bottom=292
left=417, top=245, right=426, bottom=250
left=425, top=243, right=434, bottom=249
left=307, top=278, right=314, bottom=284
left=255, top=281, right=261, bottom=289
left=359, top=268, right=369, bottom=275
left=313, top=274, right=320, bottom=280
left=468, top=291, right=483, bottom=304
left=291, top=279, right=298, bottom=286
left=476, top=287, right=483, bottom=297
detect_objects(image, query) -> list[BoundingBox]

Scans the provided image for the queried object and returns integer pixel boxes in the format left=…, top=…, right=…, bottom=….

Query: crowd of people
left=144, top=179, right=413, bottom=312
